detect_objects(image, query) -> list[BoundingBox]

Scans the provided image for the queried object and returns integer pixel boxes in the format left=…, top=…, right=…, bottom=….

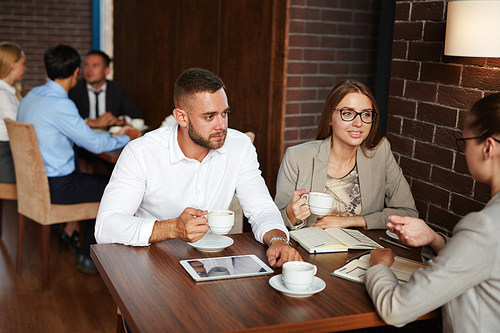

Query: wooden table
left=91, top=230, right=439, bottom=333
left=96, top=147, right=123, bottom=163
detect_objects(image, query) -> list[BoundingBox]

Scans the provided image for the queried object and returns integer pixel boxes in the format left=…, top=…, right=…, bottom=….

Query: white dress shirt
left=0, top=79, right=20, bottom=141
left=86, top=81, right=107, bottom=119
left=95, top=124, right=288, bottom=246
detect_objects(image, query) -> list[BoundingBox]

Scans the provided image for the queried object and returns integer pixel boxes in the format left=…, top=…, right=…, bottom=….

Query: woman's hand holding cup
left=286, top=189, right=311, bottom=225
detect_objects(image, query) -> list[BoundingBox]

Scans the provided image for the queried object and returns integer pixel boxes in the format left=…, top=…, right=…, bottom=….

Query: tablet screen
left=180, top=254, right=274, bottom=281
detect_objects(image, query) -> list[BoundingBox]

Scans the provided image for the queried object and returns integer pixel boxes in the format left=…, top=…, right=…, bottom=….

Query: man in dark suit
left=69, top=50, right=143, bottom=128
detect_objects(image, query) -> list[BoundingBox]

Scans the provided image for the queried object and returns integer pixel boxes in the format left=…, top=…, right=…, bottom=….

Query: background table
left=91, top=230, right=439, bottom=333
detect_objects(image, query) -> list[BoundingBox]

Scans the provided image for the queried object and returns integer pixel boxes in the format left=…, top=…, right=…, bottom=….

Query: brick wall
left=285, top=0, right=381, bottom=149
left=388, top=0, right=500, bottom=233
left=0, top=0, right=92, bottom=91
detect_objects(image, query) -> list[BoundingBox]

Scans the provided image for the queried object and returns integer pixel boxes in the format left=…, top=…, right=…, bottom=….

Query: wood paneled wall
left=114, top=0, right=288, bottom=193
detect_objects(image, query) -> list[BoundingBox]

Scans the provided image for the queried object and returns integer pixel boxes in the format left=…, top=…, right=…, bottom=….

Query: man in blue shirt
left=17, top=45, right=140, bottom=274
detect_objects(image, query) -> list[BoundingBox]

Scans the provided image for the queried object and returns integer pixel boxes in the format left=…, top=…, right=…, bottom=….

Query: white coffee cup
left=302, top=192, right=334, bottom=215
left=207, top=210, right=234, bottom=235
left=282, top=261, right=317, bottom=291
left=131, top=118, right=145, bottom=130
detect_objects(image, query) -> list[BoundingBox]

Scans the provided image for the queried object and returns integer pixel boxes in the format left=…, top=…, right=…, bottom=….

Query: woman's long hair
left=0, top=42, right=24, bottom=101
left=316, top=80, right=383, bottom=156
left=466, top=93, right=500, bottom=141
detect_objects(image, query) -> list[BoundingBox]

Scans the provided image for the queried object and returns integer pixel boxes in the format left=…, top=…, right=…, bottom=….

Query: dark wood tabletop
left=91, top=229, right=439, bottom=333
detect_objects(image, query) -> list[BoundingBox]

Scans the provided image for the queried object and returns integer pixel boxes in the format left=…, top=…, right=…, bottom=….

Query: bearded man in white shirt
left=95, top=68, right=301, bottom=267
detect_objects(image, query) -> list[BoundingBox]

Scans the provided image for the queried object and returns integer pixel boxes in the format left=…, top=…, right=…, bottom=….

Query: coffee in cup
left=302, top=192, right=334, bottom=215
left=282, top=261, right=317, bottom=291
left=207, top=210, right=234, bottom=235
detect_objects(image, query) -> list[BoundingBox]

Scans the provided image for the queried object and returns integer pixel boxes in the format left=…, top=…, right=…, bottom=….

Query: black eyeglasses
left=335, top=108, right=377, bottom=124
left=455, top=136, right=500, bottom=153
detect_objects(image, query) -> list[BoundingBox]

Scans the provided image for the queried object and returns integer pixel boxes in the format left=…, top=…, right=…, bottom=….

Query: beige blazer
left=274, top=136, right=418, bottom=229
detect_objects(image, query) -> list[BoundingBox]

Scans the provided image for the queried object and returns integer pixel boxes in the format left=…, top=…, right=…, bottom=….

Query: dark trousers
left=48, top=171, right=109, bottom=257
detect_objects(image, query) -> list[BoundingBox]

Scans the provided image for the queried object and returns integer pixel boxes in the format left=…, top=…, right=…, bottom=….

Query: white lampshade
left=444, top=0, right=500, bottom=57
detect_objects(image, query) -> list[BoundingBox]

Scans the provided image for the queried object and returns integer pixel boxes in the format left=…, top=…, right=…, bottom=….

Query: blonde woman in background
left=0, top=42, right=27, bottom=183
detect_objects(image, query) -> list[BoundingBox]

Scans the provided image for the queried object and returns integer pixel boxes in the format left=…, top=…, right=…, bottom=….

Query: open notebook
left=331, top=254, right=426, bottom=284
left=289, top=227, right=382, bottom=253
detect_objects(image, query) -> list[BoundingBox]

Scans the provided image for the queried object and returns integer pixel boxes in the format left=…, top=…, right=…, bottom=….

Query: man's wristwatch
left=268, top=236, right=291, bottom=247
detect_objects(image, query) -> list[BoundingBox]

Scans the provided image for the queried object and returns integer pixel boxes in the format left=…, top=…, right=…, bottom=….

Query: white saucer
left=187, top=234, right=234, bottom=252
left=269, top=274, right=326, bottom=298
left=386, top=230, right=399, bottom=239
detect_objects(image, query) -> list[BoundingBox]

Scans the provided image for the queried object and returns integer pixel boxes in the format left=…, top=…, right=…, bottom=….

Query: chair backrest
left=5, top=119, right=52, bottom=223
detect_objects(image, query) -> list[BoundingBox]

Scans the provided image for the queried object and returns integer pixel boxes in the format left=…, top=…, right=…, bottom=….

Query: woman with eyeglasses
left=0, top=42, right=26, bottom=183
left=275, top=80, right=418, bottom=230
left=365, top=93, right=500, bottom=332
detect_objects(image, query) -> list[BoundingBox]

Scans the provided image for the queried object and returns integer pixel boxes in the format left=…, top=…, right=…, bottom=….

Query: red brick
left=338, top=23, right=369, bottom=37
left=405, top=81, right=438, bottom=103
left=414, top=198, right=428, bottom=220
left=443, top=55, right=487, bottom=67
left=462, top=66, right=500, bottom=91
left=305, top=22, right=339, bottom=35
left=301, top=102, right=324, bottom=114
left=474, top=181, right=492, bottom=204
left=387, top=114, right=402, bottom=134
left=390, top=59, right=419, bottom=80
left=454, top=151, right=469, bottom=175
left=302, top=76, right=334, bottom=88
left=321, top=9, right=353, bottom=22
left=353, top=12, right=379, bottom=24
left=289, top=35, right=321, bottom=48
left=420, top=62, right=460, bottom=85
left=287, top=76, right=302, bottom=88
left=290, top=0, right=307, bottom=6
left=434, top=127, right=461, bottom=150
left=410, top=2, right=445, bottom=21
left=450, top=194, right=485, bottom=217
left=286, top=88, right=317, bottom=101
left=286, top=102, right=300, bottom=115
left=320, top=36, right=351, bottom=48
left=400, top=155, right=432, bottom=181
left=417, top=102, right=457, bottom=127
left=289, top=7, right=321, bottom=20
left=287, top=62, right=319, bottom=74
left=486, top=58, right=500, bottom=68
left=437, top=86, right=483, bottom=109
left=336, top=50, right=367, bottom=62
left=285, top=114, right=317, bottom=127
left=306, top=0, right=336, bottom=8
left=317, top=88, right=331, bottom=101
left=389, top=78, right=405, bottom=97
left=423, top=21, right=446, bottom=42
left=428, top=205, right=461, bottom=231
left=352, top=37, right=378, bottom=50
left=392, top=41, right=407, bottom=60
left=300, top=127, right=317, bottom=140
left=289, top=20, right=305, bottom=33
left=304, top=49, right=336, bottom=61
left=288, top=48, right=303, bottom=61
left=415, top=141, right=453, bottom=169
left=394, top=2, right=410, bottom=21
left=402, top=119, right=434, bottom=142
left=393, top=22, right=423, bottom=41
left=318, top=63, right=350, bottom=75
left=412, top=179, right=450, bottom=208
left=387, top=96, right=417, bottom=118
left=284, top=128, right=300, bottom=141
left=408, top=41, right=443, bottom=62
left=385, top=133, right=414, bottom=157
left=431, top=166, right=474, bottom=195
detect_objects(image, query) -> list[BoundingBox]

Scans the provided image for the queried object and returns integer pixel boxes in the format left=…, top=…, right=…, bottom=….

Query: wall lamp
left=444, top=0, right=500, bottom=57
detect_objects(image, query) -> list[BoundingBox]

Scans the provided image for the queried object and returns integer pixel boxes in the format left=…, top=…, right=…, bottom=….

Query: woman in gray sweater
left=366, top=93, right=500, bottom=332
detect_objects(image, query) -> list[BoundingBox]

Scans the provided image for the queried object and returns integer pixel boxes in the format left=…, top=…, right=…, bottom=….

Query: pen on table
left=346, top=250, right=371, bottom=263
left=379, top=236, right=412, bottom=251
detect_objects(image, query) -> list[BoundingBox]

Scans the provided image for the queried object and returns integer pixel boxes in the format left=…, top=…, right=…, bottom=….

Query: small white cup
left=131, top=118, right=145, bottom=130
left=302, top=192, right=334, bottom=215
left=282, top=261, right=317, bottom=291
left=207, top=210, right=234, bottom=235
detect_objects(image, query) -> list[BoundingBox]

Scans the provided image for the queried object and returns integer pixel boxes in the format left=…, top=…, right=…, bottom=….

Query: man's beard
left=188, top=124, right=227, bottom=150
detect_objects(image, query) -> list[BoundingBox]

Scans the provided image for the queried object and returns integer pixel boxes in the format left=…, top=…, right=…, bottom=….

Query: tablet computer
left=180, top=254, right=274, bottom=281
